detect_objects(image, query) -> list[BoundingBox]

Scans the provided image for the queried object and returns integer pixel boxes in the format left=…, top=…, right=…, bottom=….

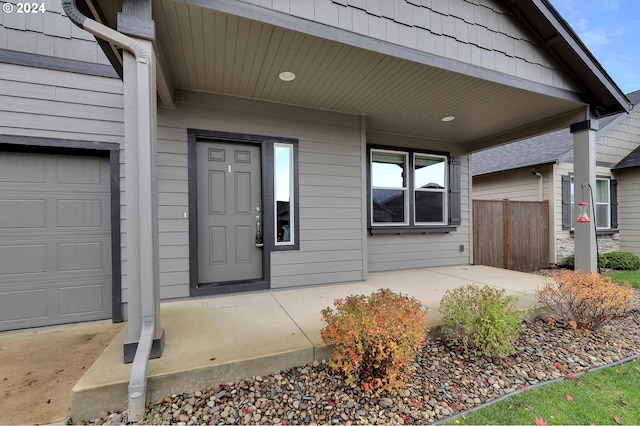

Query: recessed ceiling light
left=441, top=116, right=455, bottom=122
left=279, top=71, right=296, bottom=82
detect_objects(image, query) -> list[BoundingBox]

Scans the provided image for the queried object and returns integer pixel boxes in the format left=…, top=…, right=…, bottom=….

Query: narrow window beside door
left=275, top=143, right=294, bottom=245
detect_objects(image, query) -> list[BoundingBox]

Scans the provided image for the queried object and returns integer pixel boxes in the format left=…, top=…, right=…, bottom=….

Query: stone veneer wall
left=556, top=234, right=621, bottom=266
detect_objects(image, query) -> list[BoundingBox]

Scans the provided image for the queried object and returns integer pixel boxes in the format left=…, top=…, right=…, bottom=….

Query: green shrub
left=562, top=254, right=608, bottom=269
left=563, top=252, right=640, bottom=271
left=320, top=289, right=427, bottom=393
left=537, top=270, right=633, bottom=330
left=603, top=252, right=640, bottom=270
left=439, top=285, right=528, bottom=358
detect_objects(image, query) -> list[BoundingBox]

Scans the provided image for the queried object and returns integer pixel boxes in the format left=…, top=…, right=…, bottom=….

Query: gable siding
left=617, top=169, right=640, bottom=256
left=156, top=91, right=364, bottom=295
left=238, top=0, right=577, bottom=92
left=0, top=0, right=110, bottom=65
left=367, top=155, right=470, bottom=272
left=597, top=109, right=640, bottom=165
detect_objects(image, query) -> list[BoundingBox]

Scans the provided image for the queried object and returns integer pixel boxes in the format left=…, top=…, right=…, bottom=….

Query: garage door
left=0, top=151, right=112, bottom=331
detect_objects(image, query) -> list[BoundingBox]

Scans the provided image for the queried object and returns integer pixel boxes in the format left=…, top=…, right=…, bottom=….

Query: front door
left=197, top=141, right=263, bottom=284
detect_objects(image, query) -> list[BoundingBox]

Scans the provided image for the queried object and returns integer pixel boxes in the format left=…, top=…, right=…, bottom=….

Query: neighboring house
left=612, top=137, right=640, bottom=256
left=0, top=0, right=632, bottom=364
left=472, top=90, right=640, bottom=265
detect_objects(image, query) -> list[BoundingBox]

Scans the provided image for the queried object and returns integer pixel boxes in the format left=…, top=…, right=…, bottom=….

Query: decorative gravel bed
left=79, top=290, right=640, bottom=426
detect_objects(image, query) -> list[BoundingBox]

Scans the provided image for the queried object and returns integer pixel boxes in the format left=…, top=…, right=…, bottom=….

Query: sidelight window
left=274, top=143, right=294, bottom=245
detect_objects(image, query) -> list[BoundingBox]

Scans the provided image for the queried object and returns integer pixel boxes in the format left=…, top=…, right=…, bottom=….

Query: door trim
left=0, top=134, right=122, bottom=323
left=187, top=129, right=298, bottom=296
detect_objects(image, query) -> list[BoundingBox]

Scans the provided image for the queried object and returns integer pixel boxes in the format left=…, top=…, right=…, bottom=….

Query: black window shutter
left=561, top=174, right=571, bottom=230
left=449, top=156, right=461, bottom=225
left=611, top=179, right=618, bottom=229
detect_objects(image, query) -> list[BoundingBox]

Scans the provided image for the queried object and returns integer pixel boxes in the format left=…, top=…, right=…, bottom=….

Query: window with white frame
left=370, top=148, right=448, bottom=227
left=567, top=176, right=614, bottom=230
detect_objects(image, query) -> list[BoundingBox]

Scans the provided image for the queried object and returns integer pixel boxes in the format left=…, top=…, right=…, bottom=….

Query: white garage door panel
left=0, top=151, right=112, bottom=331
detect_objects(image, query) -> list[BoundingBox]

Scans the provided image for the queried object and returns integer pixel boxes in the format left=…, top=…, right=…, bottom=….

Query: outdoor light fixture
left=576, top=201, right=591, bottom=223
left=279, top=71, right=296, bottom=81
left=441, top=116, right=455, bottom=122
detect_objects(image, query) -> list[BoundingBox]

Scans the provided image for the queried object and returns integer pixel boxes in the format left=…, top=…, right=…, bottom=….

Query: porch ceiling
left=96, top=0, right=593, bottom=150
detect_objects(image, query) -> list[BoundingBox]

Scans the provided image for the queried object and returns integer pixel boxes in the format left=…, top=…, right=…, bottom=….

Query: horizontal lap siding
left=237, top=0, right=578, bottom=91
left=0, top=64, right=127, bottom=300
left=155, top=121, right=189, bottom=299
left=473, top=169, right=543, bottom=201
left=617, top=169, right=640, bottom=256
left=157, top=91, right=363, bottom=295
left=367, top=155, right=471, bottom=272
left=0, top=64, right=123, bottom=140
left=271, top=137, right=363, bottom=288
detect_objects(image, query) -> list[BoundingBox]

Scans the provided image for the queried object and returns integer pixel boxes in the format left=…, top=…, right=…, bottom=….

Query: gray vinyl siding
left=0, top=62, right=126, bottom=300
left=156, top=90, right=364, bottom=295
left=473, top=167, right=550, bottom=201
left=0, top=63, right=123, bottom=142
left=617, top=169, right=640, bottom=257
left=367, top=155, right=471, bottom=272
left=0, top=0, right=109, bottom=65
left=238, top=0, right=577, bottom=92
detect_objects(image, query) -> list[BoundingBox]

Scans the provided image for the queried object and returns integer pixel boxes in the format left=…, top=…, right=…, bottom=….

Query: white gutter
left=61, top=1, right=156, bottom=422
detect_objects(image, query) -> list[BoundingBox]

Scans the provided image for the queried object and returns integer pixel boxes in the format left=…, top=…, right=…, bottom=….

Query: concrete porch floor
left=71, top=265, right=547, bottom=421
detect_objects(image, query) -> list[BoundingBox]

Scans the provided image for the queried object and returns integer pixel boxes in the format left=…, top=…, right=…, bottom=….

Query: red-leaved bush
left=320, top=289, right=427, bottom=393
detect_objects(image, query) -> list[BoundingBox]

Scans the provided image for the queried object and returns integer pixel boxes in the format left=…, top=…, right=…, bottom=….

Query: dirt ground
left=0, top=321, right=124, bottom=425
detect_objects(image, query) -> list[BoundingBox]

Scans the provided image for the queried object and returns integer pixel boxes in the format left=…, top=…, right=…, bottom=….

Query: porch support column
left=571, top=118, right=599, bottom=273
left=121, top=37, right=164, bottom=362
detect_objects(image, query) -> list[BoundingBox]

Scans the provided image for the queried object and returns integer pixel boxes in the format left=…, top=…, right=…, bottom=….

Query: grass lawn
left=446, top=359, right=640, bottom=425
left=607, top=270, right=640, bottom=288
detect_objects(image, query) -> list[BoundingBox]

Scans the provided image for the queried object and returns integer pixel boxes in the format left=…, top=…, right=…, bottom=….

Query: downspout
left=61, top=1, right=155, bottom=421
left=531, top=168, right=543, bottom=201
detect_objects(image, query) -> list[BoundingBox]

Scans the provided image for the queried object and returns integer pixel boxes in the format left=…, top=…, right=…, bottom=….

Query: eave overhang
left=81, top=0, right=631, bottom=152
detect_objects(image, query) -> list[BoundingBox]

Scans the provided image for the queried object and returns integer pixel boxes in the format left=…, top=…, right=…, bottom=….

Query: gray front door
left=197, top=142, right=263, bottom=283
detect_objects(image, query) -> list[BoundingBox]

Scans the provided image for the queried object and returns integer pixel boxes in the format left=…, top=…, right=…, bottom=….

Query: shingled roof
left=472, top=90, right=640, bottom=177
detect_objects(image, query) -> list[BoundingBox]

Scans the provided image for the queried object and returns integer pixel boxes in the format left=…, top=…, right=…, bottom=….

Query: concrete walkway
left=71, top=265, right=547, bottom=421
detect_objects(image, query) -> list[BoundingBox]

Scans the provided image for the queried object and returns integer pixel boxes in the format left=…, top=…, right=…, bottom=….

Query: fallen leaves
left=565, top=394, right=574, bottom=401
left=614, top=416, right=622, bottom=424
left=210, top=357, right=216, bottom=362
left=534, top=417, right=548, bottom=425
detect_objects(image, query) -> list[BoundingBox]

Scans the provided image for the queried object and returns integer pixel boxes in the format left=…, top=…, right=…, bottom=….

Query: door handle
left=255, top=206, right=263, bottom=247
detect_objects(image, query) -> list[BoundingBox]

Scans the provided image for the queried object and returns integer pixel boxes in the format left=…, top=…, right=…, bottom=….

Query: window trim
left=566, top=174, right=616, bottom=231
left=274, top=142, right=296, bottom=246
left=368, top=145, right=453, bottom=232
left=413, top=152, right=448, bottom=226
left=187, top=129, right=299, bottom=297
left=370, top=148, right=410, bottom=226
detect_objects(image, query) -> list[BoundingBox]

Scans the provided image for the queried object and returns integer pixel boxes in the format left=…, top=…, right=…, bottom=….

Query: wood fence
left=473, top=200, right=549, bottom=272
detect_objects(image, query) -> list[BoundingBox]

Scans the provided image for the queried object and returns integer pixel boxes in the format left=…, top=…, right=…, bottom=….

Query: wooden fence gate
left=473, top=200, right=549, bottom=272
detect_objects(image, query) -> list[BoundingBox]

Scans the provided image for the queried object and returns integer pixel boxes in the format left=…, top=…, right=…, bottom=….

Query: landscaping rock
left=80, top=294, right=640, bottom=425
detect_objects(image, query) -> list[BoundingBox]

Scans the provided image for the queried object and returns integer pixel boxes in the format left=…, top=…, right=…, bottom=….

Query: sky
left=549, top=0, right=640, bottom=95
